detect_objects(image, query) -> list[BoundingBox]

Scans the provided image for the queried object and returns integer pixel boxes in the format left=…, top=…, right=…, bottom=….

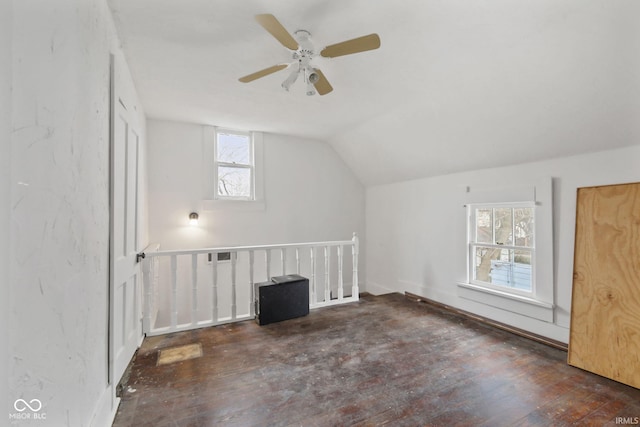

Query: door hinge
left=136, top=252, right=146, bottom=263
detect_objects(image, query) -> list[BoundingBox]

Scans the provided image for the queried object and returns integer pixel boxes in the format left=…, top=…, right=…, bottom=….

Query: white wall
left=9, top=1, right=146, bottom=426
left=1, top=0, right=12, bottom=418
left=366, top=145, right=640, bottom=343
left=147, top=119, right=365, bottom=252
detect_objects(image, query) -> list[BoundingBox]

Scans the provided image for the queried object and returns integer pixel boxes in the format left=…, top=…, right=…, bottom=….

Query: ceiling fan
left=239, top=14, right=381, bottom=96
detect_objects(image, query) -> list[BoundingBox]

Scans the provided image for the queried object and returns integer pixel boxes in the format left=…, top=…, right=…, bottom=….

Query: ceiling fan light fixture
left=306, top=68, right=319, bottom=84
left=306, top=82, right=316, bottom=96
left=281, top=66, right=299, bottom=91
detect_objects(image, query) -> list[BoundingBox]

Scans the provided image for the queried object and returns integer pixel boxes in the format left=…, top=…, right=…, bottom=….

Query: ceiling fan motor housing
left=294, top=30, right=314, bottom=52
left=289, top=32, right=320, bottom=87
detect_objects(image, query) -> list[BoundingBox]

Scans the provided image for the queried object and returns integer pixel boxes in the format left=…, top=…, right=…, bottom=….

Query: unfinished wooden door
left=568, top=182, right=640, bottom=389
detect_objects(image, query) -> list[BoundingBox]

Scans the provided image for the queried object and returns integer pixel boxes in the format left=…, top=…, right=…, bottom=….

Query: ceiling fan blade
left=255, top=14, right=299, bottom=51
left=320, top=33, right=381, bottom=58
left=238, top=64, right=289, bottom=83
left=313, top=69, right=333, bottom=96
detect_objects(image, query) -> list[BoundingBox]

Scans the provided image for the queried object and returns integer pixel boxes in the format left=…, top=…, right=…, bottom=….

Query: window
left=214, top=130, right=254, bottom=200
left=458, top=179, right=554, bottom=323
left=469, top=204, right=535, bottom=295
left=203, top=127, right=263, bottom=211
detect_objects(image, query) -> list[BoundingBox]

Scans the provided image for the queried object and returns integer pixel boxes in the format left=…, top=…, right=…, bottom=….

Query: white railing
left=141, top=233, right=359, bottom=336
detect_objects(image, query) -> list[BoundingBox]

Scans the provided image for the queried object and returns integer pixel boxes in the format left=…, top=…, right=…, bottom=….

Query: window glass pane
left=514, top=207, right=534, bottom=247
left=514, top=249, right=531, bottom=265
left=475, top=208, right=493, bottom=243
left=217, top=133, right=250, bottom=165
left=494, top=208, right=513, bottom=245
left=217, top=166, right=251, bottom=198
left=474, top=245, right=532, bottom=292
left=474, top=246, right=503, bottom=283
left=511, top=250, right=532, bottom=291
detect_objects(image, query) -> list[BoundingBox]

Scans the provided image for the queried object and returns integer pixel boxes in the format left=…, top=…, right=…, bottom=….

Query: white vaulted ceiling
left=108, top=0, right=640, bottom=185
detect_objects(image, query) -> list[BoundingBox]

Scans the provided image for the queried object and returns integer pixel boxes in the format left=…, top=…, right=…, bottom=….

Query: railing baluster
left=152, top=257, right=158, bottom=323
left=142, top=256, right=152, bottom=333
left=266, top=249, right=271, bottom=280
left=352, top=233, right=359, bottom=299
left=337, top=245, right=344, bottom=300
left=281, top=248, right=286, bottom=275
left=170, top=255, right=178, bottom=329
left=324, top=246, right=330, bottom=303
left=295, top=248, right=300, bottom=275
left=231, top=252, right=237, bottom=320
left=310, top=247, right=316, bottom=306
left=211, top=254, right=218, bottom=323
left=191, top=254, right=198, bottom=325
left=249, top=250, right=255, bottom=317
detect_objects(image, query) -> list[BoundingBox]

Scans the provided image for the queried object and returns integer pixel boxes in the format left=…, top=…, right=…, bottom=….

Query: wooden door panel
left=568, top=182, right=640, bottom=389
left=110, top=55, right=142, bottom=387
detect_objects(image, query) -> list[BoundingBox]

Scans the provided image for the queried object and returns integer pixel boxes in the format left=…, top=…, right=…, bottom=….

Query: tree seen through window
left=216, top=131, right=253, bottom=199
left=471, top=206, right=534, bottom=292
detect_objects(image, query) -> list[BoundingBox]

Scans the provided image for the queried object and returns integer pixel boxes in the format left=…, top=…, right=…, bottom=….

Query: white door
left=109, top=55, right=142, bottom=386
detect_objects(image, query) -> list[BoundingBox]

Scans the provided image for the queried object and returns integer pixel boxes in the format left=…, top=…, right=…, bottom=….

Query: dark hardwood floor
left=112, top=293, right=640, bottom=426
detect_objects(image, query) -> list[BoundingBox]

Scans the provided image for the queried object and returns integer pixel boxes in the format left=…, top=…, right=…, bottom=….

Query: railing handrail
left=143, top=235, right=357, bottom=258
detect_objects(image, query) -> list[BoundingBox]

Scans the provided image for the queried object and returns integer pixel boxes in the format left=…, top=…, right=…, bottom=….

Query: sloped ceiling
left=108, top=0, right=640, bottom=186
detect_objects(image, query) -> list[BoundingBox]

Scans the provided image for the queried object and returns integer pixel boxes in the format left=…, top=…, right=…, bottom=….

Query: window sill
left=202, top=199, right=266, bottom=212
left=457, top=282, right=554, bottom=322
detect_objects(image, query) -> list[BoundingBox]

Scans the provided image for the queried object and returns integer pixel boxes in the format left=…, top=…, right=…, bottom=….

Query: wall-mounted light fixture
left=189, top=212, right=199, bottom=226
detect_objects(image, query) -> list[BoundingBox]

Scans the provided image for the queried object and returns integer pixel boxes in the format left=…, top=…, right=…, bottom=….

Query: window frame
left=468, top=202, right=536, bottom=298
left=457, top=179, right=555, bottom=323
left=213, top=128, right=255, bottom=201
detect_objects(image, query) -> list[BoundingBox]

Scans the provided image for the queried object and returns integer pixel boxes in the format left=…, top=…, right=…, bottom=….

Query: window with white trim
left=214, top=129, right=254, bottom=200
left=469, top=203, right=535, bottom=295
left=459, top=180, right=554, bottom=323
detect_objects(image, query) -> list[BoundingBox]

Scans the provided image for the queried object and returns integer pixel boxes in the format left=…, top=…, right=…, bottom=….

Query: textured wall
left=1, top=0, right=12, bottom=418
left=9, top=1, right=145, bottom=425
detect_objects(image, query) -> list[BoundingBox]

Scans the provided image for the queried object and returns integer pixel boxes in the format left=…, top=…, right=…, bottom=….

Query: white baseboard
left=364, top=280, right=397, bottom=296
left=91, top=384, right=119, bottom=427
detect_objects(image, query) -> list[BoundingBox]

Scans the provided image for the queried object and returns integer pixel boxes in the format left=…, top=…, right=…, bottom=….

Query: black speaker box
left=255, top=274, right=309, bottom=325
